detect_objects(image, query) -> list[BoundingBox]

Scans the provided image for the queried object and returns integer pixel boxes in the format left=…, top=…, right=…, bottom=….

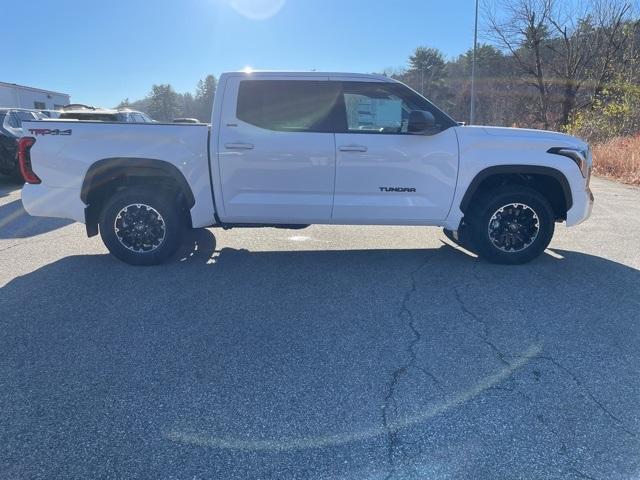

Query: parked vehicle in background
left=38, top=110, right=62, bottom=119
left=20, top=71, right=594, bottom=266
left=0, top=108, right=44, bottom=180
left=173, top=118, right=201, bottom=123
left=59, top=105, right=155, bottom=123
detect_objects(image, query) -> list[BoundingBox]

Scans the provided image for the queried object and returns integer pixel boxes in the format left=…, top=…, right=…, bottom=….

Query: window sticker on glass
left=345, top=94, right=403, bottom=132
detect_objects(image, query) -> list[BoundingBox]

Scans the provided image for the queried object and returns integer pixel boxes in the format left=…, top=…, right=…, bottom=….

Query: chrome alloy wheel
left=114, top=203, right=166, bottom=253
left=487, top=203, right=540, bottom=253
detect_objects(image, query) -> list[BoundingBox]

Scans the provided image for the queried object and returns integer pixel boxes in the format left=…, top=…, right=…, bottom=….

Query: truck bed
left=20, top=120, right=216, bottom=227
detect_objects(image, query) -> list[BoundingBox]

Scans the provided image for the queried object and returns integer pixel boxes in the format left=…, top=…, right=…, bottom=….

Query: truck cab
left=212, top=72, right=459, bottom=226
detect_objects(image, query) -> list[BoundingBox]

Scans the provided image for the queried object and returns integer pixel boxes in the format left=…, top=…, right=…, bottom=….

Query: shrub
left=592, top=135, right=640, bottom=186
left=565, top=82, right=640, bottom=143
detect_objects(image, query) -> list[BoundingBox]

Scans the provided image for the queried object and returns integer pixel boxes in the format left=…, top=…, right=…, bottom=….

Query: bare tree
left=486, top=0, right=554, bottom=127
left=547, top=0, right=631, bottom=124
left=486, top=0, right=632, bottom=128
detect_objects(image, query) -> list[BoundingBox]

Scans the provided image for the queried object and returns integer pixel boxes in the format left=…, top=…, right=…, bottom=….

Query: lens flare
left=164, top=344, right=542, bottom=452
left=228, top=0, right=286, bottom=20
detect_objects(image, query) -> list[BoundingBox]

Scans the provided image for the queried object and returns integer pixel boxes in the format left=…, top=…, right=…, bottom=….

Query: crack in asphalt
left=455, top=282, right=638, bottom=460
left=488, top=377, right=604, bottom=476
left=533, top=355, right=638, bottom=438
left=0, top=242, right=24, bottom=253
left=449, top=272, right=634, bottom=474
left=568, top=467, right=599, bottom=480
left=0, top=232, right=76, bottom=253
left=452, top=285, right=511, bottom=367
left=481, top=346, right=638, bottom=475
left=471, top=259, right=482, bottom=282
left=487, top=383, right=533, bottom=403
left=381, top=253, right=440, bottom=480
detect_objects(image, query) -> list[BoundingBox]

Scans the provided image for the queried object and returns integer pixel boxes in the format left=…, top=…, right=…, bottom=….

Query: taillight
left=17, top=137, right=40, bottom=184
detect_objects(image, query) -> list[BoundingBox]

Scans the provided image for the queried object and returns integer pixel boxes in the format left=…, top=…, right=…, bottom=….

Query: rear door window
left=236, top=80, right=342, bottom=133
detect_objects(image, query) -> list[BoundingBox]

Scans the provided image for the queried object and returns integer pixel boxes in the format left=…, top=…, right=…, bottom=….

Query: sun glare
left=228, top=0, right=286, bottom=20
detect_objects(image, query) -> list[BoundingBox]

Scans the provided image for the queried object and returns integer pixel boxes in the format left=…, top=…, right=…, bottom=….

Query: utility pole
left=420, top=67, right=425, bottom=95
left=470, top=0, right=479, bottom=124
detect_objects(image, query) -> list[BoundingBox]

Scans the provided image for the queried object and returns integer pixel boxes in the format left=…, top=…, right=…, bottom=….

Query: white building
left=0, top=82, right=70, bottom=110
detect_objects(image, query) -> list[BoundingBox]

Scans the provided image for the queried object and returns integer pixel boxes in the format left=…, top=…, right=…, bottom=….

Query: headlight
left=548, top=147, right=590, bottom=178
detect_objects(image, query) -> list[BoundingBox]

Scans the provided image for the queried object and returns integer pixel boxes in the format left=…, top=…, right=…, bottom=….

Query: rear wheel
left=467, top=186, right=555, bottom=265
left=99, top=187, right=187, bottom=266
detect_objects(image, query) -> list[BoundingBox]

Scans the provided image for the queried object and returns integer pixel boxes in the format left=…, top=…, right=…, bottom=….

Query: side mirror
left=408, top=110, right=436, bottom=135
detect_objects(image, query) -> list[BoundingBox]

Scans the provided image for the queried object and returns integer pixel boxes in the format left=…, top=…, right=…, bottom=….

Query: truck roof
left=222, top=71, right=398, bottom=82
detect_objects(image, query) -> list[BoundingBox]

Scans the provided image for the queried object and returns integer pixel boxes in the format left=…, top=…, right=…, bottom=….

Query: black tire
left=443, top=221, right=476, bottom=253
left=467, top=185, right=555, bottom=265
left=99, top=187, right=187, bottom=266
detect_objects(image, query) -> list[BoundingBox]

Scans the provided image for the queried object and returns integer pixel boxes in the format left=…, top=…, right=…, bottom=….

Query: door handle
left=339, top=145, right=368, bottom=152
left=225, top=142, right=254, bottom=150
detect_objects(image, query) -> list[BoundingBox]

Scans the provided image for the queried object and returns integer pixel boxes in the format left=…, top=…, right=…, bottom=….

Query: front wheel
left=99, top=187, right=187, bottom=266
left=443, top=221, right=476, bottom=253
left=467, top=186, right=555, bottom=265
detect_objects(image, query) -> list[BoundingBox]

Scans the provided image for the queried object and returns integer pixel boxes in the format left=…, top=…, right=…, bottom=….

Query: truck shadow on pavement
left=0, top=199, right=73, bottom=239
left=1, top=228, right=639, bottom=480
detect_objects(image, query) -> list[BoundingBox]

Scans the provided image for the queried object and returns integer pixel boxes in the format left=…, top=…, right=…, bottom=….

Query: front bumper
left=566, top=186, right=594, bottom=227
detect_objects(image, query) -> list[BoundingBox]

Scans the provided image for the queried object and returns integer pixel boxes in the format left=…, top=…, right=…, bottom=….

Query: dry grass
left=592, top=135, right=640, bottom=186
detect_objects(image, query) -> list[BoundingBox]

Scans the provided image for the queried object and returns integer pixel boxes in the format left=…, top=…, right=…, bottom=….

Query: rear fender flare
left=81, top=157, right=195, bottom=236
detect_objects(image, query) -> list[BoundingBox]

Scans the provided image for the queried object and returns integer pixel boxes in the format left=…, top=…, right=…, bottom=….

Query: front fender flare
left=459, top=165, right=573, bottom=213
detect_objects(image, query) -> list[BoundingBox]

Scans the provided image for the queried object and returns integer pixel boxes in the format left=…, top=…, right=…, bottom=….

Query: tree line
left=120, top=0, right=639, bottom=142
left=118, top=75, right=217, bottom=123
left=389, top=0, right=639, bottom=142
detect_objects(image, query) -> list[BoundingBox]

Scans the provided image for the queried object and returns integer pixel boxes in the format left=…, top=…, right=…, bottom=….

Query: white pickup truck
left=20, top=71, right=593, bottom=265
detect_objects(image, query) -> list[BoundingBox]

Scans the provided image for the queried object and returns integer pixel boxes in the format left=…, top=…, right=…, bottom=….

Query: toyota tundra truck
left=19, top=71, right=594, bottom=265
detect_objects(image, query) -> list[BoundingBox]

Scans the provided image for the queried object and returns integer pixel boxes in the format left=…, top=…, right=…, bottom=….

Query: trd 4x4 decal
left=28, top=128, right=72, bottom=136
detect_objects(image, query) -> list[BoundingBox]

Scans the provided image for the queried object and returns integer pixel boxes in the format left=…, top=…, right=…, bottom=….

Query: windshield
left=59, top=112, right=120, bottom=121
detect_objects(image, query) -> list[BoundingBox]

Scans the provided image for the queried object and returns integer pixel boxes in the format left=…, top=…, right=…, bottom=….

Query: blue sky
left=4, top=0, right=479, bottom=107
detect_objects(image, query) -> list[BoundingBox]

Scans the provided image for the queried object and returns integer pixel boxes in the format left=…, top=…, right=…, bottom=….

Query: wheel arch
left=81, top=157, right=195, bottom=236
left=460, top=165, right=573, bottom=220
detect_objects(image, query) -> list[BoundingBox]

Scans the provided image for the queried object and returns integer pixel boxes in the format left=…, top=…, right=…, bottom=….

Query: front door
left=217, top=77, right=340, bottom=224
left=332, top=81, right=459, bottom=224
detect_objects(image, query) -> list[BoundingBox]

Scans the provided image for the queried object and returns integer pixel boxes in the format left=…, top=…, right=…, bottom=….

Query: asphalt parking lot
left=1, top=176, right=639, bottom=480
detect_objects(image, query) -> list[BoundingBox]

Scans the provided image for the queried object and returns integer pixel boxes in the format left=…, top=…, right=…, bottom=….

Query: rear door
left=332, top=81, right=459, bottom=224
left=217, top=77, right=341, bottom=223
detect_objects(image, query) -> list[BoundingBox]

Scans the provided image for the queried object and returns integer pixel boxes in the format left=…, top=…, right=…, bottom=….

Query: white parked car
left=37, top=110, right=62, bottom=119
left=59, top=105, right=155, bottom=123
left=20, top=71, right=593, bottom=265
